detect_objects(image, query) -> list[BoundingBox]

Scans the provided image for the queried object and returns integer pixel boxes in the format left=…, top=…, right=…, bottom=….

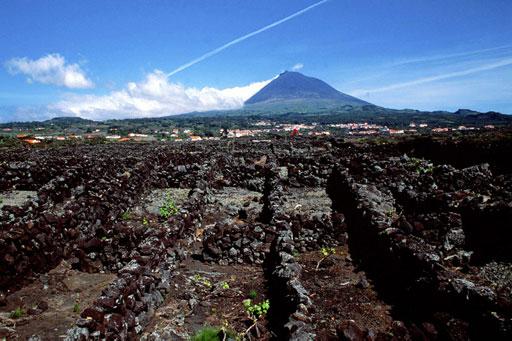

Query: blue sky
left=1, top=0, right=511, bottom=121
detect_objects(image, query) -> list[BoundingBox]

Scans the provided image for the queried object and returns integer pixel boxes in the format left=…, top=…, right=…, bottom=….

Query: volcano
left=244, top=71, right=371, bottom=109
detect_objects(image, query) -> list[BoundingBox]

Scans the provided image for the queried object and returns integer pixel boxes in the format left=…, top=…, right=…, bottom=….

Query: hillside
left=244, top=71, right=371, bottom=110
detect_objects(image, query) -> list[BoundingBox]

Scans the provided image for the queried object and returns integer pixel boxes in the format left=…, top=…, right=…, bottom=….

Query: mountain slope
left=244, top=71, right=371, bottom=108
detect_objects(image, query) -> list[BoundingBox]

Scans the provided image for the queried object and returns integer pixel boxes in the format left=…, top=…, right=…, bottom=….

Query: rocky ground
left=0, top=133, right=511, bottom=340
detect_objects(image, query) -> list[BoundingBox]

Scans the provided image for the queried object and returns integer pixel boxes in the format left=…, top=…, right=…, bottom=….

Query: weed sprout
left=316, top=247, right=336, bottom=270
left=159, top=191, right=179, bottom=219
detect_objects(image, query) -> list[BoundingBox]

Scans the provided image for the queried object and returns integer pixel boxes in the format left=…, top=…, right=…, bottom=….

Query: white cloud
left=5, top=53, right=94, bottom=89
left=50, top=70, right=273, bottom=120
left=292, top=63, right=304, bottom=71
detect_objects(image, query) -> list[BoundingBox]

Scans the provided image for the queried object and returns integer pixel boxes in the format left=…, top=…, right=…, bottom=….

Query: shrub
left=191, top=326, right=220, bottom=341
left=241, top=299, right=270, bottom=338
left=193, top=274, right=212, bottom=288
left=316, top=247, right=336, bottom=270
left=9, top=307, right=25, bottom=319
left=120, top=211, right=131, bottom=220
left=242, top=299, right=270, bottom=319
left=191, top=326, right=235, bottom=341
left=159, top=191, right=179, bottom=219
left=248, top=289, right=258, bottom=300
left=408, top=157, right=434, bottom=175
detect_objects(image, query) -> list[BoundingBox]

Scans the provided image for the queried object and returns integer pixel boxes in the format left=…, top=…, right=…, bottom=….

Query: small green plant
left=386, top=207, right=403, bottom=220
left=243, top=299, right=270, bottom=319
left=193, top=274, right=212, bottom=288
left=191, top=324, right=236, bottom=341
left=191, top=326, right=222, bottom=341
left=73, top=294, right=81, bottom=313
left=409, top=157, right=434, bottom=175
left=248, top=289, right=258, bottom=299
left=220, top=281, right=230, bottom=289
left=159, top=191, right=179, bottom=219
left=316, top=247, right=336, bottom=270
left=292, top=250, right=300, bottom=258
left=386, top=208, right=395, bottom=217
left=242, top=299, right=270, bottom=338
left=417, top=164, right=434, bottom=175
left=9, top=307, right=25, bottom=319
left=120, top=211, right=131, bottom=220
left=142, top=217, right=149, bottom=225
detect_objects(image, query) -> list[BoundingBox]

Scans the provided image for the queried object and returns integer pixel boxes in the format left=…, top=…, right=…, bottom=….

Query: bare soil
left=298, top=245, right=393, bottom=339
left=0, top=261, right=115, bottom=340
left=142, top=256, right=271, bottom=340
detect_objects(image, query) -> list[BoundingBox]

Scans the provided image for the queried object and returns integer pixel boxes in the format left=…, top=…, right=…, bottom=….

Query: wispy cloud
left=292, top=63, right=304, bottom=71
left=341, top=45, right=512, bottom=87
left=351, top=57, right=512, bottom=96
left=50, top=70, right=273, bottom=120
left=166, top=0, right=331, bottom=77
left=388, top=45, right=512, bottom=68
left=357, top=75, right=512, bottom=114
left=5, top=53, right=94, bottom=89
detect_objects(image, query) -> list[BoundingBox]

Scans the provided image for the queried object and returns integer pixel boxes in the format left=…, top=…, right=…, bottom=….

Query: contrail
left=352, top=57, right=512, bottom=95
left=342, top=44, right=512, bottom=87
left=167, top=0, right=331, bottom=77
left=388, top=44, right=512, bottom=68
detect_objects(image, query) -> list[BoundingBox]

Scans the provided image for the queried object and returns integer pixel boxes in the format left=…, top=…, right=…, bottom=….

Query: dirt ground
left=205, top=187, right=262, bottom=224
left=0, top=191, right=37, bottom=209
left=298, top=245, right=393, bottom=339
left=0, top=261, right=116, bottom=340
left=142, top=186, right=269, bottom=340
left=142, top=256, right=271, bottom=340
left=140, top=188, right=191, bottom=216
left=282, top=188, right=331, bottom=217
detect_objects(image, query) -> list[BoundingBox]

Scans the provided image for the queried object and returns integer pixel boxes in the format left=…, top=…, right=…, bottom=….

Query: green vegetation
left=191, top=325, right=237, bottom=341
left=241, top=299, right=270, bottom=338
left=321, top=247, right=336, bottom=257
left=242, top=299, right=270, bottom=319
left=159, top=191, right=179, bottom=219
left=248, top=289, right=258, bottom=300
left=417, top=163, right=434, bottom=175
left=0, top=136, right=22, bottom=148
left=191, top=327, right=222, bottom=341
left=120, top=211, right=131, bottom=220
left=316, top=247, right=336, bottom=270
left=9, top=307, right=25, bottom=319
left=142, top=217, right=149, bottom=225
left=408, top=157, right=434, bottom=175
left=191, top=296, right=270, bottom=340
left=73, top=294, right=81, bottom=313
left=2, top=105, right=510, bottom=143
left=386, top=208, right=394, bottom=217
left=220, top=281, right=230, bottom=290
left=193, top=274, right=212, bottom=288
